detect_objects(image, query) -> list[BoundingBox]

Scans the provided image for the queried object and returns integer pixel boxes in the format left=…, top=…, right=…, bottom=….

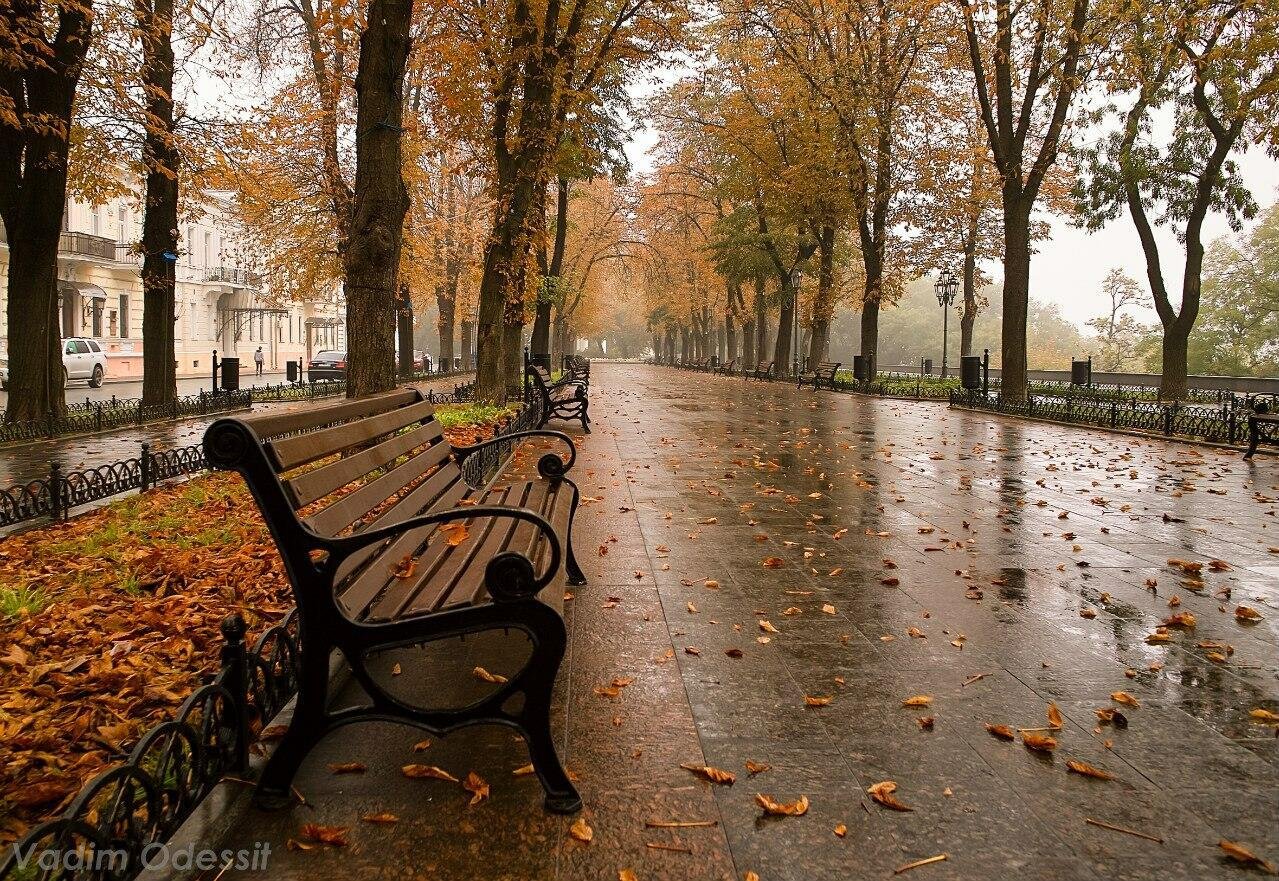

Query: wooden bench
left=526, top=364, right=590, bottom=432
left=203, top=388, right=585, bottom=814
left=1245, top=401, right=1279, bottom=459
left=798, top=361, right=841, bottom=390
left=747, top=360, right=775, bottom=381
left=564, top=354, right=590, bottom=386
left=715, top=358, right=738, bottom=376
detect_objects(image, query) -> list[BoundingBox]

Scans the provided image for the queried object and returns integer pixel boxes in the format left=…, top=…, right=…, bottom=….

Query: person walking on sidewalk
left=254, top=346, right=264, bottom=377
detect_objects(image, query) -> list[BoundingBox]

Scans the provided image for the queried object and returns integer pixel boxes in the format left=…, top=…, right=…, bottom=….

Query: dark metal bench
left=563, top=354, right=590, bottom=387
left=526, top=364, right=590, bottom=432
left=687, top=357, right=711, bottom=371
left=715, top=358, right=738, bottom=376
left=1245, top=402, right=1278, bottom=459
left=202, top=388, right=585, bottom=814
left=747, top=360, right=775, bottom=381
left=798, top=360, right=841, bottom=390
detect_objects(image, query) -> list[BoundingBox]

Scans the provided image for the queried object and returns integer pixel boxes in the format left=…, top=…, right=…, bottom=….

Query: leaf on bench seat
left=439, top=522, right=470, bottom=546
left=402, top=764, right=459, bottom=782
left=390, top=555, right=417, bottom=580
left=473, top=666, right=508, bottom=684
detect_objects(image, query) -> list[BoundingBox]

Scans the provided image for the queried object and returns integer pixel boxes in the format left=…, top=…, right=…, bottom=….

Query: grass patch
left=434, top=402, right=520, bottom=429
left=0, top=585, right=51, bottom=618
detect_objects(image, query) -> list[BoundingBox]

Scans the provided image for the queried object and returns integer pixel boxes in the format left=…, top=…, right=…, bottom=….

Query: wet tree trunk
left=959, top=221, right=978, bottom=358
left=0, top=2, right=93, bottom=423
left=397, top=283, right=414, bottom=377
left=754, top=278, right=767, bottom=366
left=342, top=0, right=412, bottom=398
left=1000, top=192, right=1032, bottom=402
left=460, top=318, right=474, bottom=370
left=138, top=0, right=179, bottom=409
left=807, top=224, right=835, bottom=365
left=531, top=176, right=567, bottom=358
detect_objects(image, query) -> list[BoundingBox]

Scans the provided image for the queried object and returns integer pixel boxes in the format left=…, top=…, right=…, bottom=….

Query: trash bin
left=922, top=358, right=933, bottom=376
left=1071, top=358, right=1092, bottom=386
left=221, top=357, right=240, bottom=391
left=286, top=360, right=299, bottom=383
left=454, top=357, right=461, bottom=371
left=961, top=356, right=982, bottom=390
left=853, top=355, right=869, bottom=382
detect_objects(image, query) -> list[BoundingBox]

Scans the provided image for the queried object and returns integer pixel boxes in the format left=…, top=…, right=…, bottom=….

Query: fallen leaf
left=762, top=557, right=784, bottom=569
left=463, top=771, right=490, bottom=805
left=390, top=555, right=417, bottom=580
left=755, top=793, right=810, bottom=816
left=300, top=824, right=349, bottom=847
left=985, top=723, right=1015, bottom=741
left=681, top=763, right=736, bottom=785
left=901, top=695, right=932, bottom=707
left=1047, top=703, right=1064, bottom=730
left=759, top=620, right=780, bottom=633
left=570, top=817, right=593, bottom=843
left=327, top=762, right=367, bottom=775
left=1066, top=760, right=1115, bottom=781
left=1021, top=732, right=1058, bottom=752
left=867, top=780, right=912, bottom=812
left=360, top=812, right=399, bottom=824
left=834, top=823, right=847, bottom=837
left=401, top=764, right=459, bottom=782
left=1219, top=840, right=1277, bottom=874
left=804, top=695, right=833, bottom=707
left=1236, top=606, right=1264, bottom=622
left=439, top=522, right=470, bottom=546
left=473, top=666, right=508, bottom=684
left=1110, top=691, right=1141, bottom=708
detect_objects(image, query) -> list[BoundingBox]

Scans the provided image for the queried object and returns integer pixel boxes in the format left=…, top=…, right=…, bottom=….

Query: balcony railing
left=205, top=266, right=262, bottom=287
left=58, top=231, right=118, bottom=260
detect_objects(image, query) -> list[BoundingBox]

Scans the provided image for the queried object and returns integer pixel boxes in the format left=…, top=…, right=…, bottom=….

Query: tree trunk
left=0, top=4, right=93, bottom=423
left=807, top=225, right=835, bottom=365
left=754, top=278, right=767, bottom=365
left=773, top=287, right=794, bottom=376
left=959, top=235, right=978, bottom=358
left=342, top=0, right=412, bottom=399
left=531, top=176, right=568, bottom=358
left=1000, top=195, right=1032, bottom=402
left=397, top=283, right=414, bottom=378
left=437, top=286, right=455, bottom=369
left=460, top=318, right=474, bottom=370
left=138, top=0, right=179, bottom=408
left=1159, top=318, right=1191, bottom=401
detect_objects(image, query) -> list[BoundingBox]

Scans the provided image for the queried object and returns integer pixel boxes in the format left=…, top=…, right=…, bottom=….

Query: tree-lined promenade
left=1, top=0, right=1276, bottom=423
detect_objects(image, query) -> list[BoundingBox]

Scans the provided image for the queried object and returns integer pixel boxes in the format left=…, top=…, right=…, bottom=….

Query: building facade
left=0, top=189, right=345, bottom=383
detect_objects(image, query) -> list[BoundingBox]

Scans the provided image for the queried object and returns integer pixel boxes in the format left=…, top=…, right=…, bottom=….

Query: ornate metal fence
left=0, top=612, right=300, bottom=881
left=949, top=390, right=1250, bottom=447
left=0, top=380, right=478, bottom=531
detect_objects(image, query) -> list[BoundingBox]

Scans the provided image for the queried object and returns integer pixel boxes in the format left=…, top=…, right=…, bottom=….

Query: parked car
left=0, top=337, right=107, bottom=389
left=307, top=350, right=347, bottom=382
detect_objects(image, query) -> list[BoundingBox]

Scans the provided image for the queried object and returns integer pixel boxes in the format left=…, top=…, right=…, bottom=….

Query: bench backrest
left=527, top=364, right=558, bottom=395
left=755, top=361, right=774, bottom=374
left=205, top=389, right=467, bottom=582
left=815, top=361, right=840, bottom=375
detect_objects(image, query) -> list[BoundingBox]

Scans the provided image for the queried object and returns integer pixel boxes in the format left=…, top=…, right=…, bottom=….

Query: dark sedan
left=307, top=350, right=347, bottom=382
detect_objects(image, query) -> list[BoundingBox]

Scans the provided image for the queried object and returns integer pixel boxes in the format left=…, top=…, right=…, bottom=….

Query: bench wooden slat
left=268, top=399, right=436, bottom=471
left=285, top=421, right=446, bottom=508
left=305, top=438, right=454, bottom=538
left=244, top=388, right=421, bottom=442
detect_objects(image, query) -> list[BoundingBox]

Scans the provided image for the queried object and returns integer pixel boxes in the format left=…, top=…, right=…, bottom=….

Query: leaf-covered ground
left=0, top=407, right=510, bottom=844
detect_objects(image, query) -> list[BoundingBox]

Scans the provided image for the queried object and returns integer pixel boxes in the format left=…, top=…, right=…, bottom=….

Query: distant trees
left=1086, top=269, right=1146, bottom=372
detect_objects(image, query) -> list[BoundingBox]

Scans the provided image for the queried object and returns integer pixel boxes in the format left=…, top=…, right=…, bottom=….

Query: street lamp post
left=934, top=269, right=958, bottom=378
left=789, top=268, right=802, bottom=378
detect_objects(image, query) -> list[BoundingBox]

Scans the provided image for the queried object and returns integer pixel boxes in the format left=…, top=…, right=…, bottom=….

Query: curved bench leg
left=517, top=614, right=581, bottom=813
left=254, top=644, right=332, bottom=809
left=578, top=399, right=591, bottom=434
left=564, top=479, right=587, bottom=586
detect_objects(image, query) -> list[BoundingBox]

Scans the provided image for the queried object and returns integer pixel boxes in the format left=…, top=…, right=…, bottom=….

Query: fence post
left=1228, top=408, right=1237, bottom=445
left=140, top=442, right=152, bottom=490
left=219, top=614, right=252, bottom=774
left=1163, top=406, right=1173, bottom=436
left=95, top=404, right=102, bottom=433
left=1111, top=401, right=1117, bottom=428
left=49, top=462, right=64, bottom=520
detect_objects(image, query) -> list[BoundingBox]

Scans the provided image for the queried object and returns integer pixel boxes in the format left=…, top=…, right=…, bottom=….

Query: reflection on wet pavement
left=185, top=363, right=1278, bottom=881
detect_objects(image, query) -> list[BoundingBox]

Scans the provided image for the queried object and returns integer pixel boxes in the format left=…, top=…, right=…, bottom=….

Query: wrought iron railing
left=0, top=370, right=475, bottom=446
left=0, top=381, right=477, bottom=530
left=948, top=390, right=1252, bottom=447
left=0, top=611, right=300, bottom=881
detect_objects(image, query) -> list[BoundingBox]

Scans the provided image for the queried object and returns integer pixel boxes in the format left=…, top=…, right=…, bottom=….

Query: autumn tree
left=0, top=0, right=95, bottom=422
left=956, top=0, right=1097, bottom=401
left=1084, top=268, right=1145, bottom=371
left=1074, top=0, right=1279, bottom=399
left=425, top=0, right=688, bottom=401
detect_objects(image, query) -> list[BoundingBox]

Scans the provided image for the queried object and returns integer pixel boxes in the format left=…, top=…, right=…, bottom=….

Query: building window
left=119, top=294, right=129, bottom=338
left=204, top=231, right=211, bottom=267
left=118, top=205, right=128, bottom=242
left=187, top=227, right=196, bottom=265
left=91, top=301, right=103, bottom=337
left=208, top=305, right=215, bottom=340
left=108, top=309, right=118, bottom=338
left=92, top=208, right=101, bottom=236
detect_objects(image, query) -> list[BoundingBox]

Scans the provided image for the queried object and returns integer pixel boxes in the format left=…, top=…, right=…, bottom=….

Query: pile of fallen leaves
left=0, top=414, right=509, bottom=844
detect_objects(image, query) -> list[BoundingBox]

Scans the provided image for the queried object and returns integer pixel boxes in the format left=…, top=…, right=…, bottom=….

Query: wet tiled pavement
left=185, top=363, right=1278, bottom=880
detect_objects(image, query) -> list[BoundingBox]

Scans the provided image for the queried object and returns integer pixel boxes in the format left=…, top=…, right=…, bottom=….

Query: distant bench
left=203, top=388, right=585, bottom=814
left=526, top=364, right=590, bottom=433
left=798, top=361, right=841, bottom=391
left=1245, top=402, right=1278, bottom=459
left=747, top=360, right=775, bottom=381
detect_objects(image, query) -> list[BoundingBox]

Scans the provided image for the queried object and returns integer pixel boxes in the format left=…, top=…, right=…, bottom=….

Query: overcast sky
left=623, top=78, right=1279, bottom=332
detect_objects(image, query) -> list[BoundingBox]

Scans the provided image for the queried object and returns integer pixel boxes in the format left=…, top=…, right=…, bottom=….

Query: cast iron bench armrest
left=549, top=377, right=588, bottom=391
left=453, top=429, right=578, bottom=476
left=322, top=504, right=563, bottom=594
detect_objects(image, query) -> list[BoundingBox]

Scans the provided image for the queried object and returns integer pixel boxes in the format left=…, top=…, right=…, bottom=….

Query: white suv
left=0, top=337, right=108, bottom=389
